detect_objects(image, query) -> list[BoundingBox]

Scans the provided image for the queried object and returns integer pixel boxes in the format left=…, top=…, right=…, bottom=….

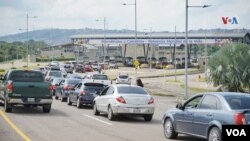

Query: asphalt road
left=0, top=95, right=207, bottom=141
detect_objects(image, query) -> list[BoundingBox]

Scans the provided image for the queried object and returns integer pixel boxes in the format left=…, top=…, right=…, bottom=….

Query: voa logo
left=226, top=129, right=246, bottom=136
left=222, top=17, right=239, bottom=25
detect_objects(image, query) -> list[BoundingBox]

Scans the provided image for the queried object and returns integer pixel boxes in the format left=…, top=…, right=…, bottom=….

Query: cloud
left=0, top=0, right=249, bottom=36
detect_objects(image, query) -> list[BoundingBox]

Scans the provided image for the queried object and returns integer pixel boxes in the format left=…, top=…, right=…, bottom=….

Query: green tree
left=208, top=43, right=250, bottom=92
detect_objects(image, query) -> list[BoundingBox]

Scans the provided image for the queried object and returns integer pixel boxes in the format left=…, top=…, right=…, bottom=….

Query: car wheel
left=108, top=105, right=115, bottom=121
left=67, top=97, right=72, bottom=105
left=164, top=118, right=178, bottom=139
left=208, top=127, right=221, bottom=141
left=43, top=104, right=51, bottom=113
left=76, top=98, right=82, bottom=109
left=144, top=115, right=153, bottom=122
left=4, top=99, right=12, bottom=113
left=61, top=97, right=66, bottom=102
left=93, top=102, right=100, bottom=115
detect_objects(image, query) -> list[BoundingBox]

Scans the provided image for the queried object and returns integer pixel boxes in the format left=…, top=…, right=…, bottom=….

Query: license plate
left=133, top=108, right=141, bottom=113
left=27, top=98, right=35, bottom=102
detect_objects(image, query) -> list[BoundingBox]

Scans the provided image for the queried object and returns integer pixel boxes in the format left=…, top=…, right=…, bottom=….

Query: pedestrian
left=98, top=65, right=102, bottom=74
left=136, top=78, right=144, bottom=88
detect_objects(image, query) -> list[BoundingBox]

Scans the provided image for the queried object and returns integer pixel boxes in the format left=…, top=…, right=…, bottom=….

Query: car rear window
left=92, top=75, right=108, bottom=80
left=224, top=95, right=250, bottom=109
left=84, top=84, right=105, bottom=94
left=119, top=75, right=128, bottom=79
left=9, top=71, right=44, bottom=82
left=117, top=86, right=147, bottom=95
left=52, top=78, right=63, bottom=84
left=66, top=79, right=81, bottom=85
left=49, top=71, right=62, bottom=77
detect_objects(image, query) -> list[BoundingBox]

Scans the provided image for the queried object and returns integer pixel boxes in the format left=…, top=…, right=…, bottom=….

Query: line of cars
left=50, top=71, right=155, bottom=121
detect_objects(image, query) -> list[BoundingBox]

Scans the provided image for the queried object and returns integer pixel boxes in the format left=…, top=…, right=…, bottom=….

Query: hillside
left=0, top=28, right=249, bottom=45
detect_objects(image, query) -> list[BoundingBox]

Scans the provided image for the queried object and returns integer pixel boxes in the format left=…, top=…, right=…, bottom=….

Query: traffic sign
left=133, top=60, right=140, bottom=68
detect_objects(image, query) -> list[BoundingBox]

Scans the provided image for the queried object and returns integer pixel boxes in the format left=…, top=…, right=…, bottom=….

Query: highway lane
left=0, top=96, right=206, bottom=141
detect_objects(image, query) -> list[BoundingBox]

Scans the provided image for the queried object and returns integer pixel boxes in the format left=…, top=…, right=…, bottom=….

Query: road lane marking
left=0, top=110, right=32, bottom=141
left=84, top=114, right=113, bottom=126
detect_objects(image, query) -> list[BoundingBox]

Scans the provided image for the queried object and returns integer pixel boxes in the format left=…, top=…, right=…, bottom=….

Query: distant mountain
left=0, top=28, right=249, bottom=45
left=0, top=28, right=135, bottom=45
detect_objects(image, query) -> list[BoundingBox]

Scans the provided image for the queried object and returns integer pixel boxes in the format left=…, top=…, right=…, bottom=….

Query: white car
left=115, top=74, right=131, bottom=84
left=85, top=74, right=111, bottom=86
left=93, top=85, right=155, bottom=121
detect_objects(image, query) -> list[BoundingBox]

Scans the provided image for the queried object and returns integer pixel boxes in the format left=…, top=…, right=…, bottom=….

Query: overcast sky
left=0, top=0, right=249, bottom=36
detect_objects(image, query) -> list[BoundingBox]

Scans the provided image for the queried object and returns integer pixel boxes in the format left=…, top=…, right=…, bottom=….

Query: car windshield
left=9, top=71, right=44, bottom=82
left=119, top=75, right=128, bottom=79
left=117, top=86, right=148, bottom=95
left=49, top=71, right=62, bottom=77
left=92, top=75, right=108, bottom=80
left=224, top=95, right=250, bottom=109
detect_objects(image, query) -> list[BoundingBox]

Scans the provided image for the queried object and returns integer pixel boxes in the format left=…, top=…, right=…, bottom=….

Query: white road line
left=84, top=114, right=113, bottom=126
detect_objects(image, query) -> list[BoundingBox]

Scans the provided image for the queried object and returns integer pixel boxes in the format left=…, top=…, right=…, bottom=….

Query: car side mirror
left=176, top=103, right=183, bottom=110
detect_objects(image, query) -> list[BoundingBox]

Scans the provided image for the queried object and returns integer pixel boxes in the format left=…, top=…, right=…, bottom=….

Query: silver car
left=93, top=85, right=155, bottom=121
left=115, top=74, right=131, bottom=84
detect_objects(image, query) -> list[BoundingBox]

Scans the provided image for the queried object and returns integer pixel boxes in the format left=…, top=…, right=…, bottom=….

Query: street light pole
left=122, top=0, right=137, bottom=79
left=185, top=0, right=188, bottom=99
left=96, top=17, right=106, bottom=64
left=185, top=1, right=210, bottom=99
left=25, top=13, right=37, bottom=69
left=26, top=14, right=29, bottom=68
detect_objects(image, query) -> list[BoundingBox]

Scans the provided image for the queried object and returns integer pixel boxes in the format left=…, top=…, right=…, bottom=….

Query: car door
left=71, top=83, right=82, bottom=102
left=57, top=80, right=65, bottom=98
left=175, top=95, right=203, bottom=134
left=102, top=86, right=115, bottom=113
left=193, top=95, right=222, bottom=137
left=96, top=86, right=109, bottom=112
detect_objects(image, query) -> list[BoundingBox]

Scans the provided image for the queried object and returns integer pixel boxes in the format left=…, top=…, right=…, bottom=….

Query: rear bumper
left=7, top=98, right=53, bottom=105
left=79, top=97, right=94, bottom=105
left=112, top=105, right=154, bottom=115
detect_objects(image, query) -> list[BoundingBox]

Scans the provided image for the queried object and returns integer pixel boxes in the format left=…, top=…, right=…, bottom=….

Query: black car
left=67, top=82, right=105, bottom=108
left=55, top=78, right=82, bottom=102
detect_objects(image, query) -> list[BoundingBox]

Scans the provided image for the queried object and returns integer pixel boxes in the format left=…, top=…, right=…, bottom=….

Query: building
left=40, top=32, right=249, bottom=63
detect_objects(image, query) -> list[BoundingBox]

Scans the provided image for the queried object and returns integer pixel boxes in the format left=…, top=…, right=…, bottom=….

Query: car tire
left=144, top=115, right=153, bottom=122
left=76, top=98, right=82, bottom=109
left=93, top=102, right=100, bottom=115
left=4, top=99, right=12, bottom=113
left=208, top=127, right=221, bottom=141
left=61, top=97, right=66, bottom=102
left=108, top=105, right=115, bottom=121
left=67, top=97, right=72, bottom=105
left=43, top=105, right=51, bottom=113
left=164, top=118, right=178, bottom=139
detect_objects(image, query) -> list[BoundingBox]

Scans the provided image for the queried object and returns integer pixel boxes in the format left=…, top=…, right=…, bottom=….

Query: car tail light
left=49, top=85, right=54, bottom=91
left=116, top=96, right=126, bottom=104
left=80, top=90, right=86, bottom=96
left=64, top=85, right=70, bottom=90
left=234, top=113, right=246, bottom=125
left=148, top=97, right=154, bottom=104
left=7, top=82, right=13, bottom=93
